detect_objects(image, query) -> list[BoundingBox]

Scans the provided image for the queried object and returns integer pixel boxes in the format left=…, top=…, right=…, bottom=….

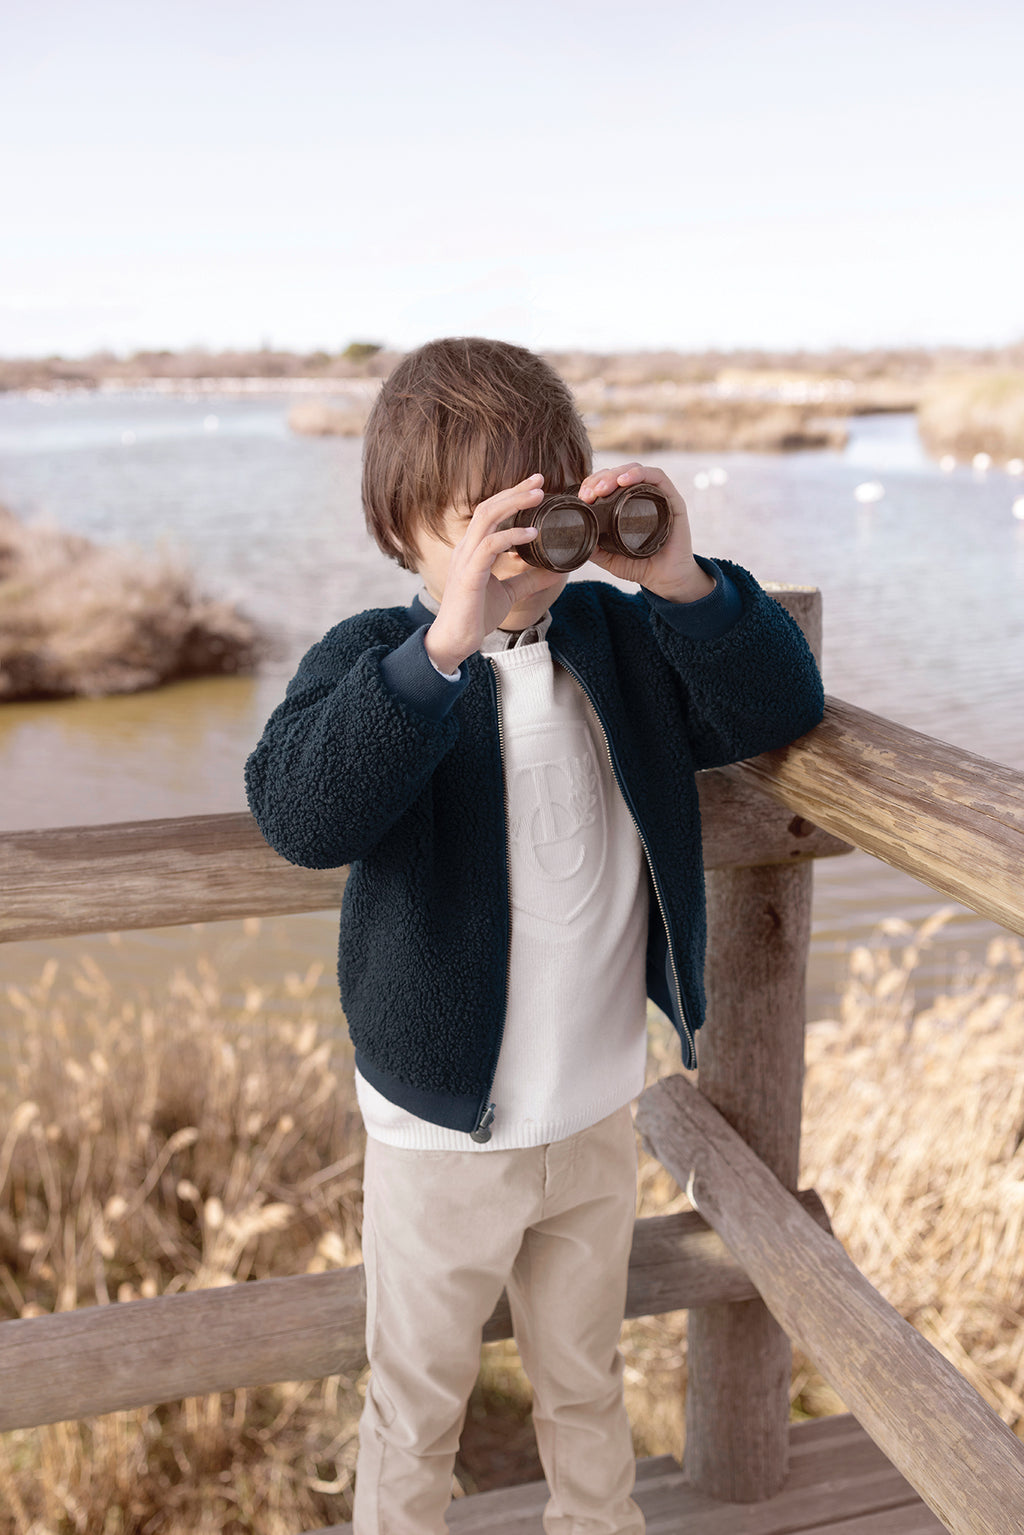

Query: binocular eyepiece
left=503, top=483, right=672, bottom=573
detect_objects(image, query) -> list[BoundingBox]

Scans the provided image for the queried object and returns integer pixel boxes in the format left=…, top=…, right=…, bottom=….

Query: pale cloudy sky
left=2, top=0, right=1022, bottom=357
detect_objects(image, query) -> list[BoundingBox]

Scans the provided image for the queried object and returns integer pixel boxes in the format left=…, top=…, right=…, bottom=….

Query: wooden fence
left=2, top=588, right=1024, bottom=1532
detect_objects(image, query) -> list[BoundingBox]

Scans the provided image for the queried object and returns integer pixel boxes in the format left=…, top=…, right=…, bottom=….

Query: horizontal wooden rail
left=0, top=785, right=848, bottom=945
left=735, top=695, right=1024, bottom=938
left=0, top=1197, right=830, bottom=1431
left=636, top=1075, right=1024, bottom=1535
left=6, top=698, right=1023, bottom=947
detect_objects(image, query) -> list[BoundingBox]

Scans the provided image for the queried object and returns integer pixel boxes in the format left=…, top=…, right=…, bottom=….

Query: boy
left=245, top=337, right=824, bottom=1533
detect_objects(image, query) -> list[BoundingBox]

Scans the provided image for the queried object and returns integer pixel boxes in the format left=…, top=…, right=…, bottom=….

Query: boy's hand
left=578, top=462, right=716, bottom=603
left=423, top=475, right=565, bottom=674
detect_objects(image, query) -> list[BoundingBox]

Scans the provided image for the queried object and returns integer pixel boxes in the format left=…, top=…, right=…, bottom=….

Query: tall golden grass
left=0, top=949, right=365, bottom=1532
left=0, top=507, right=261, bottom=700
left=917, top=370, right=1024, bottom=462
left=2, top=909, right=1022, bottom=1530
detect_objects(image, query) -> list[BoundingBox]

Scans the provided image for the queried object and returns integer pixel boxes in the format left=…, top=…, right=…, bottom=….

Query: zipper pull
left=471, top=1103, right=495, bottom=1143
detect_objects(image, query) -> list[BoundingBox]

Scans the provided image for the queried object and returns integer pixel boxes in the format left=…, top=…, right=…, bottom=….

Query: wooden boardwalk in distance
left=318, top=1417, right=946, bottom=1535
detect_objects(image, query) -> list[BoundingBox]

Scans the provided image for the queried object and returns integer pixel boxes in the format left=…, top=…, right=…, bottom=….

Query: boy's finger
left=468, top=477, right=545, bottom=535
left=478, top=526, right=539, bottom=562
left=578, top=462, right=648, bottom=500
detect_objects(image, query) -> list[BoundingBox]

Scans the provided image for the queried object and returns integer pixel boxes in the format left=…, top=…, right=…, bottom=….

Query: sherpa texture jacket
left=244, top=558, right=824, bottom=1139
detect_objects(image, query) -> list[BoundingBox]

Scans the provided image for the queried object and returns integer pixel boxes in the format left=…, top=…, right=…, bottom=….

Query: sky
left=2, top=0, right=1023, bottom=358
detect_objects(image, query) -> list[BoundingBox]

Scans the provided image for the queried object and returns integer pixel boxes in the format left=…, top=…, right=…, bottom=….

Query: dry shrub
left=587, top=400, right=847, bottom=454
left=0, top=940, right=365, bottom=1533
left=917, top=370, right=1024, bottom=461
left=3, top=912, right=1023, bottom=1527
left=0, top=506, right=261, bottom=701
left=620, top=910, right=1024, bottom=1460
left=287, top=401, right=370, bottom=437
left=800, top=910, right=1024, bottom=1428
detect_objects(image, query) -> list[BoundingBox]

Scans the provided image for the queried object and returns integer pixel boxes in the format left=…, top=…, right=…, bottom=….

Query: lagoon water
left=2, top=390, right=1023, bottom=1031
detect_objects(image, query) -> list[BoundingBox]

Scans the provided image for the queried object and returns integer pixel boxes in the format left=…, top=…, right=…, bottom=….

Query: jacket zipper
left=471, top=659, right=511, bottom=1141
left=550, top=646, right=696, bottom=1066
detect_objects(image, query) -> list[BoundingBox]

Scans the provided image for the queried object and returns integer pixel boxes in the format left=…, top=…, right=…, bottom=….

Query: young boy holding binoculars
left=245, top=337, right=824, bottom=1533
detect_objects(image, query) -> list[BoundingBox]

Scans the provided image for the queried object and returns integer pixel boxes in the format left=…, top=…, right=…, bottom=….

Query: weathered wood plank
left=314, top=1416, right=940, bottom=1534
left=0, top=793, right=848, bottom=945
left=695, top=767, right=851, bottom=871
left=636, top=1074, right=1024, bottom=1535
left=0, top=1196, right=831, bottom=1431
left=686, top=862, right=814, bottom=1501
left=797, top=1506, right=947, bottom=1535
left=0, top=812, right=348, bottom=943
left=736, top=695, right=1024, bottom=938
left=683, top=585, right=822, bottom=1505
left=13, top=695, right=1020, bottom=942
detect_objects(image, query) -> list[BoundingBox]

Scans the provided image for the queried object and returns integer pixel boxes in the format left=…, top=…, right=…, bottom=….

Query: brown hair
left=361, top=337, right=592, bottom=570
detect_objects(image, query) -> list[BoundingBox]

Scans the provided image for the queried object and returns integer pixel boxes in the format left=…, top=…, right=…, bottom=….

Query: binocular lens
left=504, top=482, right=671, bottom=572
left=537, top=504, right=594, bottom=566
left=615, top=495, right=662, bottom=555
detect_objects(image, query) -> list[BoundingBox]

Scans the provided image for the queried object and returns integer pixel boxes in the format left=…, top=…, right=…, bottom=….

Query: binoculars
left=503, top=483, right=672, bottom=573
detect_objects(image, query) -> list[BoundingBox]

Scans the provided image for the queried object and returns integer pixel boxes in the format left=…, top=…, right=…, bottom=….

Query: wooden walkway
left=318, top=1415, right=947, bottom=1533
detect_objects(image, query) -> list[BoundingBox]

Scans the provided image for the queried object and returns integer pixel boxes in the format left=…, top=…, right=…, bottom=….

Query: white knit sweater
left=355, top=610, right=650, bottom=1149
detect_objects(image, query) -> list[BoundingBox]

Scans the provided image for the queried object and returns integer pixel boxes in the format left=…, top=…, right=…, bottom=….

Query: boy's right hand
left=423, top=475, right=565, bottom=674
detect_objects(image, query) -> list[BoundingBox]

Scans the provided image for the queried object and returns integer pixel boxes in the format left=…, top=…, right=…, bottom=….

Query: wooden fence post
left=684, top=587, right=820, bottom=1502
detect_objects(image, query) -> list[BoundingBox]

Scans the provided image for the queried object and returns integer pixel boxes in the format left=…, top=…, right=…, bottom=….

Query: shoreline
left=5, top=342, right=1022, bottom=459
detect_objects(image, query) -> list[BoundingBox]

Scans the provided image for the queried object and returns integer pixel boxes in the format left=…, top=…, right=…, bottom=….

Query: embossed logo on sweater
left=507, top=728, right=606, bottom=922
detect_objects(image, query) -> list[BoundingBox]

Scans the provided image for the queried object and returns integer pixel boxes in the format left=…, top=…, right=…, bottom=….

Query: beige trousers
left=353, top=1104, right=644, bottom=1535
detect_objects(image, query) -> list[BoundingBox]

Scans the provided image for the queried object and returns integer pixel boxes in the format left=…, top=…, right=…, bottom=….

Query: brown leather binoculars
left=503, top=483, right=672, bottom=573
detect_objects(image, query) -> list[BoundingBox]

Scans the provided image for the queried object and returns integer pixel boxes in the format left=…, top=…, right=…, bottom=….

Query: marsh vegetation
left=918, top=370, right=1024, bottom=462
left=0, top=506, right=261, bottom=701
left=2, top=910, right=1022, bottom=1532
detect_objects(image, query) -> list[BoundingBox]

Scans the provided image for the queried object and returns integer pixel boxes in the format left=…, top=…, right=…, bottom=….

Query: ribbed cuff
left=641, top=557, right=743, bottom=640
left=379, top=625, right=470, bottom=720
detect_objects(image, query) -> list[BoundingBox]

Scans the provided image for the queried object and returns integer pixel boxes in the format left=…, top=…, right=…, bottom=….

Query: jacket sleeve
left=643, top=557, right=825, bottom=771
left=244, top=624, right=464, bottom=869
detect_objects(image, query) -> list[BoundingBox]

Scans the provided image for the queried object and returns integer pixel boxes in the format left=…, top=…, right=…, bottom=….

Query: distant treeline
left=5, top=340, right=1024, bottom=460
left=3, top=339, right=1024, bottom=393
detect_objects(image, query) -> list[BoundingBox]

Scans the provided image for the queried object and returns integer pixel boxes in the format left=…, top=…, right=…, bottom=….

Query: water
left=2, top=392, right=1023, bottom=1027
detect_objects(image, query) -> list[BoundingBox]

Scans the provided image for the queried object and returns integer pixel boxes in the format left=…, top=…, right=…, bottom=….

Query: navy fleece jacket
left=244, top=560, right=824, bottom=1138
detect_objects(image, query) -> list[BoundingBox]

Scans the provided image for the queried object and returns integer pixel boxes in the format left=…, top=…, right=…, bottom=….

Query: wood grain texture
left=316, top=1416, right=943, bottom=1535
left=0, top=791, right=848, bottom=945
left=0, top=1199, right=830, bottom=1431
left=0, top=812, right=348, bottom=943
left=686, top=863, right=814, bottom=1501
left=636, top=1074, right=1024, bottom=1535
left=695, top=767, right=851, bottom=871
left=736, top=695, right=1024, bottom=937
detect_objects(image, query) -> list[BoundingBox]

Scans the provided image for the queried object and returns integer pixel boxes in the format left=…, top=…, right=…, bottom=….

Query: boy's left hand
left=578, top=462, right=716, bottom=603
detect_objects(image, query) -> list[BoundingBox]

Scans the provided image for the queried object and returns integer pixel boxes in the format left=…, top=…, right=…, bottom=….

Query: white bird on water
left=854, top=481, right=885, bottom=504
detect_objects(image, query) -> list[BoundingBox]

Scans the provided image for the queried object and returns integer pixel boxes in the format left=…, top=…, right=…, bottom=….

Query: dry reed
left=2, top=909, right=1023, bottom=1530
left=619, top=908, right=1024, bottom=1454
left=917, top=370, right=1024, bottom=462
left=0, top=507, right=261, bottom=701
left=286, top=401, right=371, bottom=438
left=0, top=944, right=365, bottom=1532
left=586, top=399, right=847, bottom=454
